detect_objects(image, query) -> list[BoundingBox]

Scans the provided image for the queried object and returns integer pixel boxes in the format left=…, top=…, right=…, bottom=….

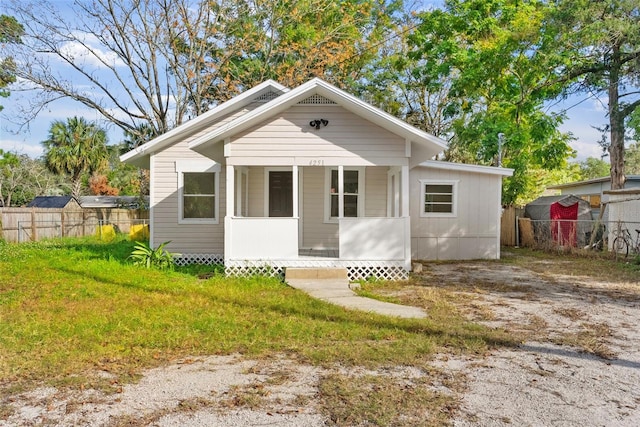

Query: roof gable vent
left=255, top=91, right=281, bottom=103
left=297, top=94, right=337, bottom=105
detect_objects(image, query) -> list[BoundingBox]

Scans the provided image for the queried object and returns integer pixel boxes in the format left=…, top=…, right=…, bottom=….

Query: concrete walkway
left=286, top=277, right=427, bottom=319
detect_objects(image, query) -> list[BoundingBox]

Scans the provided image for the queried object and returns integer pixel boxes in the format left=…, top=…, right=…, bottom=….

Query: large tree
left=42, top=117, right=109, bottom=199
left=4, top=0, right=394, bottom=142
left=552, top=0, right=640, bottom=189
left=401, top=0, right=574, bottom=205
left=356, top=8, right=455, bottom=139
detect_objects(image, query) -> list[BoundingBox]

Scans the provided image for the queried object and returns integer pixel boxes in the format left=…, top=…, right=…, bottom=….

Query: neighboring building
left=121, top=78, right=513, bottom=280
left=26, top=196, right=81, bottom=209
left=524, top=195, right=593, bottom=247
left=78, top=196, right=148, bottom=210
left=548, top=176, right=640, bottom=220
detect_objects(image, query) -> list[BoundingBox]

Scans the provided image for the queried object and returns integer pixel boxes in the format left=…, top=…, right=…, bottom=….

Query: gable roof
left=27, top=196, right=78, bottom=208
left=120, top=80, right=288, bottom=168
left=548, top=175, right=640, bottom=190
left=189, top=78, right=448, bottom=161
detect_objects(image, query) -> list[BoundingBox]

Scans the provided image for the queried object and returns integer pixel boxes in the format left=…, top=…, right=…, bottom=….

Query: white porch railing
left=226, top=217, right=298, bottom=260
left=339, top=217, right=409, bottom=262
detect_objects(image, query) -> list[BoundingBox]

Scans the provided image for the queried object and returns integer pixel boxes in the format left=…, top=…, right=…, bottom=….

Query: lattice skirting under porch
left=225, top=259, right=409, bottom=281
left=174, top=255, right=408, bottom=281
left=174, top=253, right=225, bottom=266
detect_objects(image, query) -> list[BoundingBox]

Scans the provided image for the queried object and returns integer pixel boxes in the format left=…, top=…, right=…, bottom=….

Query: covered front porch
left=223, top=164, right=411, bottom=280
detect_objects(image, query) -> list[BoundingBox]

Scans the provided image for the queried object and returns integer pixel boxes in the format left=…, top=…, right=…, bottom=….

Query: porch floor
left=299, top=248, right=339, bottom=258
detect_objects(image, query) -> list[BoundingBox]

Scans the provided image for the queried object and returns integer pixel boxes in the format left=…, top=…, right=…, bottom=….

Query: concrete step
left=284, top=267, right=348, bottom=281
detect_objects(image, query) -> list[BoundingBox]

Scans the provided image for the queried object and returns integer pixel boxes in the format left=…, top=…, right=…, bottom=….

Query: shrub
left=128, top=241, right=179, bottom=270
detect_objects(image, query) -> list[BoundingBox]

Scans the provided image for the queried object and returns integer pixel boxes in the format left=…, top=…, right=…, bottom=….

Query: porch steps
left=285, top=267, right=427, bottom=319
left=284, top=267, right=348, bottom=281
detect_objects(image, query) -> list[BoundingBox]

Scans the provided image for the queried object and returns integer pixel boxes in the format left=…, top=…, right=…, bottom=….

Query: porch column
left=338, top=165, right=344, bottom=218
left=226, top=165, right=235, bottom=217
left=292, top=165, right=299, bottom=217
left=235, top=168, right=242, bottom=216
left=401, top=165, right=409, bottom=217
left=401, top=165, right=411, bottom=270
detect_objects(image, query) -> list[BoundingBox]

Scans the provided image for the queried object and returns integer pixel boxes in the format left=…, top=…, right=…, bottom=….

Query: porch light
left=310, top=119, right=329, bottom=129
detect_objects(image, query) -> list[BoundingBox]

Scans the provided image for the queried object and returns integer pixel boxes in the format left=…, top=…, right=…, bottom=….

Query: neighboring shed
left=26, top=196, right=81, bottom=209
left=525, top=195, right=592, bottom=247
left=547, top=175, right=640, bottom=220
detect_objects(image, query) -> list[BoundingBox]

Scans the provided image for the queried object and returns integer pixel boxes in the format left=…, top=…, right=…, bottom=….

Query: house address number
left=308, top=159, right=325, bottom=166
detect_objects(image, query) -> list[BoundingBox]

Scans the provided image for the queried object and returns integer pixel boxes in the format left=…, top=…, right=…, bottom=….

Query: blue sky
left=0, top=0, right=610, bottom=162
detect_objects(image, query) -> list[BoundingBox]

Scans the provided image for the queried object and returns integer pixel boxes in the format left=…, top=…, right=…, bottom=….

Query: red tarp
left=550, top=201, right=579, bottom=246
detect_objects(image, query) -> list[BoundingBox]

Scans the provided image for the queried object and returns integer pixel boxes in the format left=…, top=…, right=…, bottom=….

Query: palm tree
left=42, top=117, right=109, bottom=199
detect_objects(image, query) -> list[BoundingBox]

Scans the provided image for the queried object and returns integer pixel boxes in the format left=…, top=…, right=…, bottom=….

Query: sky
left=0, top=0, right=611, bottom=162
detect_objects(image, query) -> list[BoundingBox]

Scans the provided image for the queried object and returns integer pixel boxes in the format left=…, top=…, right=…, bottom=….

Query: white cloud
left=59, top=32, right=125, bottom=69
left=0, top=138, right=44, bottom=158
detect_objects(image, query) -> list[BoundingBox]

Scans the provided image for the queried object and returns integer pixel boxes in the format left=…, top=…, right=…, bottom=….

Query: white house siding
left=365, top=167, right=387, bottom=217
left=302, top=166, right=338, bottom=249
left=247, top=166, right=266, bottom=217
left=152, top=141, right=225, bottom=255
left=148, top=101, right=269, bottom=255
left=410, top=166, right=502, bottom=260
left=227, top=105, right=407, bottom=165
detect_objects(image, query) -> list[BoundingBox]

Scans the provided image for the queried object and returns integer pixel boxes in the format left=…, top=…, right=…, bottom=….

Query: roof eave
left=120, top=79, right=288, bottom=167
left=190, top=78, right=448, bottom=156
left=419, top=160, right=514, bottom=176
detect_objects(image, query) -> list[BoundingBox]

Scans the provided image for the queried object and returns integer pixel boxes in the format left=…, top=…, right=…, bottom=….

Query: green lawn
left=0, top=237, right=514, bottom=392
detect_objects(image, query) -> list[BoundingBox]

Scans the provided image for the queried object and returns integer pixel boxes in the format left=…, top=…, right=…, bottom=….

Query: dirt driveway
left=2, top=251, right=639, bottom=426
left=418, top=252, right=640, bottom=426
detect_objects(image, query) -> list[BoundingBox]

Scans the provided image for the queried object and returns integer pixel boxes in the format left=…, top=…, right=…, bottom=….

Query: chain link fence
left=517, top=218, right=640, bottom=256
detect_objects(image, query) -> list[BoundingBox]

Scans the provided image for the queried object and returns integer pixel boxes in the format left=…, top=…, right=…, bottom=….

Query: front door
left=269, top=171, right=293, bottom=217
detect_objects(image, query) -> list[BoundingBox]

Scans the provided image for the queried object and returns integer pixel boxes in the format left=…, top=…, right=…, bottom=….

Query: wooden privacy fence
left=0, top=208, right=149, bottom=243
left=500, top=206, right=524, bottom=246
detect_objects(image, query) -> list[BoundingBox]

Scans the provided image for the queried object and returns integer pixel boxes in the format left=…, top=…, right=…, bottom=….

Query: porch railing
left=226, top=217, right=298, bottom=260
left=339, top=217, right=408, bottom=261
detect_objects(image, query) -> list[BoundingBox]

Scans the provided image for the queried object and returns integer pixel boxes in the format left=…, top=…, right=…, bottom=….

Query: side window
left=176, top=160, right=220, bottom=224
left=183, top=172, right=216, bottom=220
left=420, top=180, right=457, bottom=217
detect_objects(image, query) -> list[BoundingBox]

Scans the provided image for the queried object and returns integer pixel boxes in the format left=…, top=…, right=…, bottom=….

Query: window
left=325, top=167, right=365, bottom=222
left=420, top=180, right=457, bottom=217
left=183, top=173, right=216, bottom=219
left=176, top=160, right=220, bottom=224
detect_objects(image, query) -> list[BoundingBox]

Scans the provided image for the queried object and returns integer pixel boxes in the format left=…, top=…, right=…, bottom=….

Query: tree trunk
left=608, top=44, right=626, bottom=190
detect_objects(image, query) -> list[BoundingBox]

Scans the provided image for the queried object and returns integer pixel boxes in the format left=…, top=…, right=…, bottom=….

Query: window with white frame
left=420, top=180, right=457, bottom=217
left=325, top=167, right=365, bottom=222
left=176, top=160, right=220, bottom=224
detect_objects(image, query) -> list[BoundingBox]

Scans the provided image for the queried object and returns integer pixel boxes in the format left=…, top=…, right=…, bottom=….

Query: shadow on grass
left=52, top=260, right=518, bottom=354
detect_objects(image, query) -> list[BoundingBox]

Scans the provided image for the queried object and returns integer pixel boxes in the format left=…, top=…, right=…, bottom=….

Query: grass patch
left=318, top=373, right=458, bottom=426
left=553, top=322, right=617, bottom=359
left=0, top=237, right=514, bottom=395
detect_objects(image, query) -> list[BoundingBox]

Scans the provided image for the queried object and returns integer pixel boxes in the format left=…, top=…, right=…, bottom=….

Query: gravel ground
left=2, top=254, right=639, bottom=426
left=424, top=258, right=640, bottom=426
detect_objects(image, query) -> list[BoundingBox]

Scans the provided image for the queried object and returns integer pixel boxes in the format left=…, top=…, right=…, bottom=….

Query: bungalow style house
left=121, top=78, right=513, bottom=280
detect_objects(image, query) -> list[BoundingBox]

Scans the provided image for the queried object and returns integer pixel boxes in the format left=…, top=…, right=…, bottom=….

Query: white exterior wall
left=410, top=166, right=502, bottom=260
left=228, top=105, right=407, bottom=165
left=149, top=102, right=267, bottom=255
left=302, top=166, right=338, bottom=248
left=152, top=141, right=225, bottom=255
